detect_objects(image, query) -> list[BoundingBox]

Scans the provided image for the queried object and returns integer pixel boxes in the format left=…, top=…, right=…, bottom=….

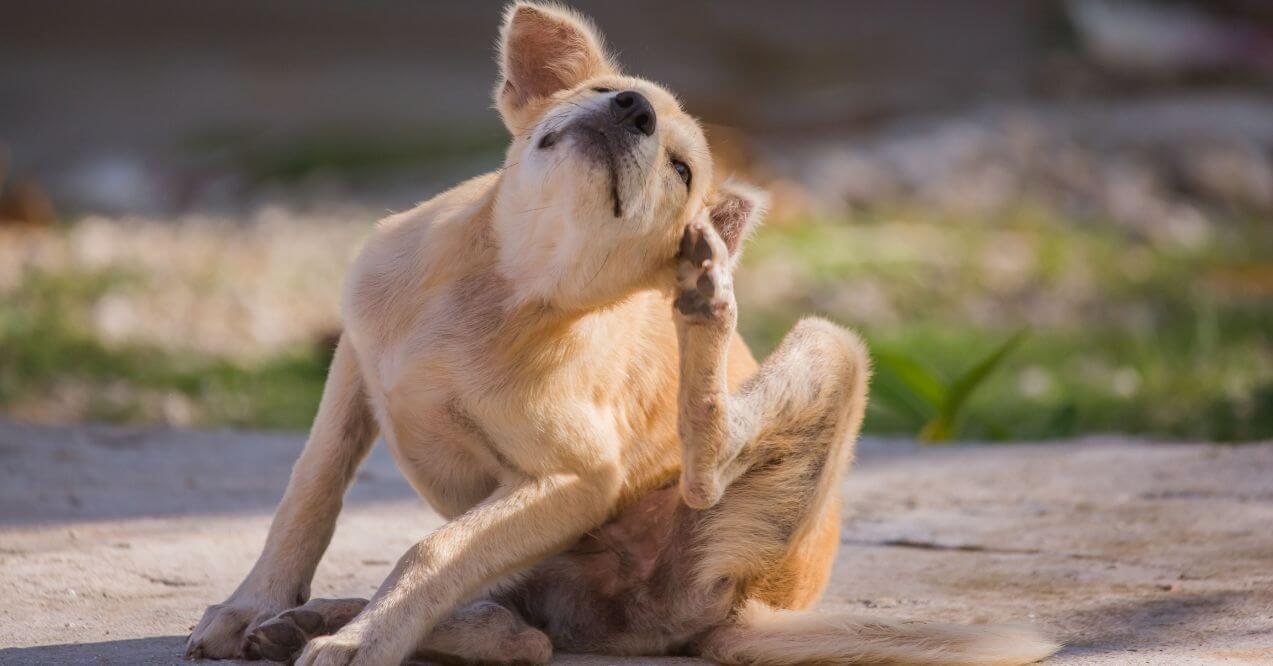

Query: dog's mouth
left=597, top=137, right=623, bottom=219
left=542, top=124, right=635, bottom=219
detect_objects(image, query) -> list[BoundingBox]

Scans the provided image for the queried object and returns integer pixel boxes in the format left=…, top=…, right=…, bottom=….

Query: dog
left=186, top=3, right=1059, bottom=664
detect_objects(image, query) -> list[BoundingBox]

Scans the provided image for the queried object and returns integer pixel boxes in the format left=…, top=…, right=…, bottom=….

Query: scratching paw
left=674, top=221, right=735, bottom=326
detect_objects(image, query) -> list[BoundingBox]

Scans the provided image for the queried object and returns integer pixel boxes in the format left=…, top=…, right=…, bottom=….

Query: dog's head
left=491, top=2, right=766, bottom=308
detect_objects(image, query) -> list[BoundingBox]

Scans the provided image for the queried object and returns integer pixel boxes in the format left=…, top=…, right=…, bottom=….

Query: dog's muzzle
left=570, top=90, right=657, bottom=158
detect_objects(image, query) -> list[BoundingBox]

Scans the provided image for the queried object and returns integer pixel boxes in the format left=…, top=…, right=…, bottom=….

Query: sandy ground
left=0, top=419, right=1270, bottom=665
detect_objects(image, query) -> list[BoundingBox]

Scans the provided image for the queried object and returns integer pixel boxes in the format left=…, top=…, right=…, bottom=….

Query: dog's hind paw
left=245, top=598, right=368, bottom=663
left=674, top=221, right=735, bottom=326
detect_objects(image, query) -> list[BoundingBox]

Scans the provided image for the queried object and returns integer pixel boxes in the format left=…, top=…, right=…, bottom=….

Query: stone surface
left=0, top=419, right=1270, bottom=664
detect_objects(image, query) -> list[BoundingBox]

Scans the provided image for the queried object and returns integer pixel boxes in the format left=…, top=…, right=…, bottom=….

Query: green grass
left=851, top=322, right=1273, bottom=442
left=736, top=205, right=1273, bottom=442
left=874, top=329, right=1028, bottom=443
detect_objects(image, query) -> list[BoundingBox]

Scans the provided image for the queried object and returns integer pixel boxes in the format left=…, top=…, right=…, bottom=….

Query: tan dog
left=186, top=4, right=1059, bottom=665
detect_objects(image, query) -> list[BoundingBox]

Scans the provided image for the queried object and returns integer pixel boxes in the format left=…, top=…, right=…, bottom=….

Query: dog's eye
left=671, top=160, right=691, bottom=187
left=592, top=87, right=614, bottom=93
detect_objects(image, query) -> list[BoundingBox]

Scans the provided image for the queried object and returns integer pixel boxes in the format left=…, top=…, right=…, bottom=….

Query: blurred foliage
left=184, top=126, right=507, bottom=186
left=874, top=331, right=1027, bottom=442
left=2, top=199, right=1271, bottom=442
left=736, top=204, right=1273, bottom=442
left=0, top=267, right=330, bottom=429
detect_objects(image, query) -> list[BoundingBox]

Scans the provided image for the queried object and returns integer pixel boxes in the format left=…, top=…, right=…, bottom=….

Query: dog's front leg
left=296, top=465, right=619, bottom=666
left=187, top=335, right=379, bottom=659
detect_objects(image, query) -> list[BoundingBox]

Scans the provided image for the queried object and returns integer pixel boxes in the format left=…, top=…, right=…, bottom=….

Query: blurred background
left=2, top=0, right=1271, bottom=442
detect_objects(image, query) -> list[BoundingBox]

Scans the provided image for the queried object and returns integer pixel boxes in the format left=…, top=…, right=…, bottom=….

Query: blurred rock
left=760, top=93, right=1273, bottom=235
left=1067, top=0, right=1273, bottom=76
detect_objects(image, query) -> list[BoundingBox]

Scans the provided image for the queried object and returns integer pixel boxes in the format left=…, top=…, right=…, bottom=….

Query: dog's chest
left=366, top=327, right=619, bottom=483
left=352, top=268, right=674, bottom=491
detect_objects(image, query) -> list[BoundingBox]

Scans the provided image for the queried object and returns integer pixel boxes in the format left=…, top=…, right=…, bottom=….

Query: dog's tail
left=697, top=599, right=1059, bottom=665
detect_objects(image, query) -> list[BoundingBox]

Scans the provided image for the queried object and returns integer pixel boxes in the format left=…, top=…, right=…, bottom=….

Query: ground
left=0, top=420, right=1270, bottom=665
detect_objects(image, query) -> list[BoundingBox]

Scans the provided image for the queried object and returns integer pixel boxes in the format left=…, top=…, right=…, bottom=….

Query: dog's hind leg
left=415, top=599, right=553, bottom=665
left=673, top=224, right=1057, bottom=664
left=247, top=597, right=552, bottom=664
left=671, top=218, right=870, bottom=612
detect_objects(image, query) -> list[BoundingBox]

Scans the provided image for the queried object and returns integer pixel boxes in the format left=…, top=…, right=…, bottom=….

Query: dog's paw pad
left=675, top=222, right=734, bottom=324
left=247, top=614, right=313, bottom=663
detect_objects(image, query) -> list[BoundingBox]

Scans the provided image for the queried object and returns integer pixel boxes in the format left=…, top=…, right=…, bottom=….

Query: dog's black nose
left=611, top=90, right=656, bottom=136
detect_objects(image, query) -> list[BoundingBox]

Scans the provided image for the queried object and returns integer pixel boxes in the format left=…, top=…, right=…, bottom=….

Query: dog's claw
left=692, top=233, right=712, bottom=265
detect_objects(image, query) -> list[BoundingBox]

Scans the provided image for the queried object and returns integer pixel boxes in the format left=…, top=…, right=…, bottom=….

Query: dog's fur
left=186, top=4, right=1059, bottom=665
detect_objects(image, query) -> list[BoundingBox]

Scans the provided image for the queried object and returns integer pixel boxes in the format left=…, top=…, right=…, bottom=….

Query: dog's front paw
left=295, top=634, right=363, bottom=666
left=186, top=599, right=283, bottom=660
left=674, top=221, right=735, bottom=326
left=295, top=622, right=406, bottom=666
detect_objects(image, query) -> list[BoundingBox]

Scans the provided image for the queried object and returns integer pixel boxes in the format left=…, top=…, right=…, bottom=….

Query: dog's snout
left=611, top=90, right=656, bottom=136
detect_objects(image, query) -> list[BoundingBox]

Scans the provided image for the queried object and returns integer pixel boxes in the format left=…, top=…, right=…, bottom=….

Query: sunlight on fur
left=184, top=3, right=1060, bottom=664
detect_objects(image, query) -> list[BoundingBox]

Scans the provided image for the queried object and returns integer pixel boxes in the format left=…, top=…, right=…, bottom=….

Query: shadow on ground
left=0, top=636, right=189, bottom=666
left=1059, top=591, right=1272, bottom=659
left=0, top=420, right=416, bottom=527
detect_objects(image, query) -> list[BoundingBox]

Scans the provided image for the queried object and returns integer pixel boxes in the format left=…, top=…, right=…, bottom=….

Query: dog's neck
left=490, top=197, right=669, bottom=315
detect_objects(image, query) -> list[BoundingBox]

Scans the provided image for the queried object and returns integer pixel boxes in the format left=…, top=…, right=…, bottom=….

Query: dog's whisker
left=511, top=204, right=558, bottom=216
left=541, top=151, right=571, bottom=187
left=585, top=247, right=614, bottom=286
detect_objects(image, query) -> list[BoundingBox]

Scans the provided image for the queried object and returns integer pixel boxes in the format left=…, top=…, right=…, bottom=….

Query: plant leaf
left=868, top=367, right=934, bottom=424
left=921, top=330, right=1027, bottom=442
left=872, top=349, right=947, bottom=411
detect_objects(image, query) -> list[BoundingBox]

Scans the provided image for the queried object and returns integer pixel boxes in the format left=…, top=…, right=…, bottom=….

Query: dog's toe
left=248, top=614, right=312, bottom=663
left=280, top=609, right=326, bottom=635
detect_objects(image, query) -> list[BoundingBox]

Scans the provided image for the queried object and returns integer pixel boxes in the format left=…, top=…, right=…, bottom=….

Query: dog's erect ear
left=709, top=180, right=769, bottom=256
left=496, top=2, right=616, bottom=132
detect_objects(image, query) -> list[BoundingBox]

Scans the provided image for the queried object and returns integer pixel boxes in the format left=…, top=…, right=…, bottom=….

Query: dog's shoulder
left=342, top=172, right=500, bottom=334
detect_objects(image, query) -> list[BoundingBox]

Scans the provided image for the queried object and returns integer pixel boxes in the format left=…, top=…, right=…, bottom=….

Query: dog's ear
left=709, top=180, right=769, bottom=256
left=496, top=2, right=616, bottom=133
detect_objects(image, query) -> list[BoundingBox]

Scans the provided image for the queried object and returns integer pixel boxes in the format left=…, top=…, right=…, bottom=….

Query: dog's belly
left=501, top=485, right=738, bottom=655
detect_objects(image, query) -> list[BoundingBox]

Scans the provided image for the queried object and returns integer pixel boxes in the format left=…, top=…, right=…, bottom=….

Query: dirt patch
left=0, top=421, right=1270, bottom=664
